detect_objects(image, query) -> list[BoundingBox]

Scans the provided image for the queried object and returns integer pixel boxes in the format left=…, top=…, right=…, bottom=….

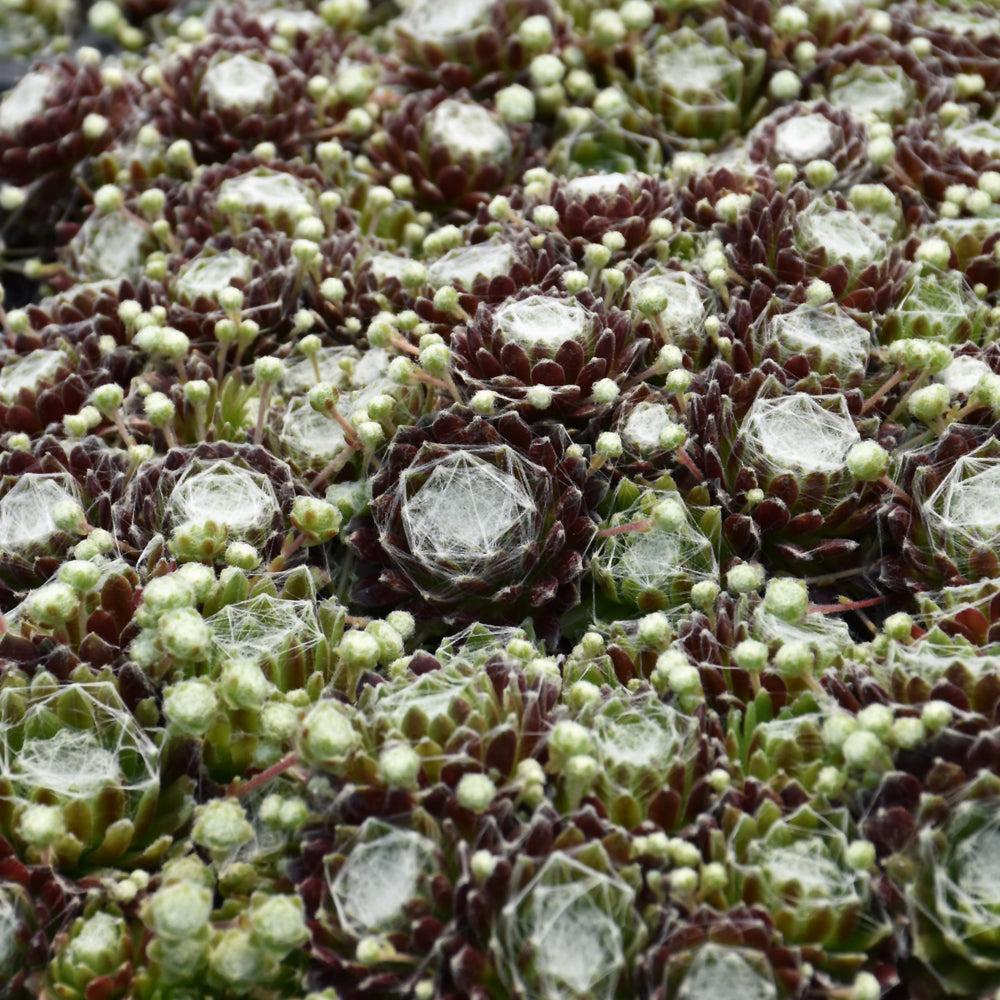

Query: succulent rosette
left=12, top=0, right=1000, bottom=994
left=0, top=834, right=90, bottom=998
left=728, top=802, right=893, bottom=980
left=135, top=33, right=314, bottom=165
left=451, top=286, right=652, bottom=421
left=0, top=679, right=190, bottom=870
left=113, top=441, right=300, bottom=569
left=543, top=171, right=674, bottom=260
left=690, top=370, right=882, bottom=574
left=746, top=102, right=874, bottom=189
left=591, top=487, right=720, bottom=617
left=640, top=904, right=810, bottom=1000
left=42, top=905, right=138, bottom=1000
left=0, top=436, right=132, bottom=609
left=347, top=407, right=602, bottom=646
left=0, top=53, right=136, bottom=251
left=880, top=427, right=1000, bottom=592
left=622, top=18, right=768, bottom=152
left=366, top=88, right=534, bottom=219
left=389, top=0, right=550, bottom=96
left=907, top=797, right=1000, bottom=996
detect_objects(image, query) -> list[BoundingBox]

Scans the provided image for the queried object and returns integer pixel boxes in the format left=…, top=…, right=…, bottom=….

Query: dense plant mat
left=4, top=0, right=1000, bottom=997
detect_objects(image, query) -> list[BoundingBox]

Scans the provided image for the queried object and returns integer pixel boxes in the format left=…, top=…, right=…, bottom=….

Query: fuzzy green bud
left=867, top=135, right=895, bottom=166
left=549, top=719, right=592, bottom=761
left=804, top=159, right=837, bottom=188
left=259, top=702, right=298, bottom=744
left=891, top=716, right=925, bottom=750
left=169, top=519, right=229, bottom=563
left=210, top=928, right=270, bottom=989
left=58, top=559, right=102, bottom=593
left=850, top=972, right=881, bottom=1000
left=726, top=561, right=764, bottom=594
left=651, top=497, right=686, bottom=532
left=764, top=577, right=809, bottom=623
left=638, top=612, right=672, bottom=647
left=914, top=237, right=951, bottom=270
left=842, top=729, right=881, bottom=768
left=857, top=702, right=893, bottom=738
left=823, top=711, right=858, bottom=749
left=144, top=391, right=176, bottom=428
left=590, top=8, right=626, bottom=45
left=300, top=701, right=359, bottom=764
left=379, top=743, right=422, bottom=788
left=882, top=612, right=914, bottom=642
left=816, top=764, right=846, bottom=797
left=26, top=580, right=78, bottom=627
left=921, top=700, right=952, bottom=732
left=595, top=431, right=623, bottom=460
left=183, top=379, right=211, bottom=406
left=163, top=679, right=219, bottom=736
left=526, top=385, right=553, bottom=410
left=219, top=658, right=273, bottom=710
left=496, top=83, right=535, bottom=123
left=456, top=773, right=496, bottom=813
left=291, top=496, right=343, bottom=542
left=192, top=798, right=254, bottom=855
left=158, top=607, right=212, bottom=661
left=908, top=383, right=951, bottom=423
left=19, top=803, right=66, bottom=847
left=772, top=640, right=813, bottom=678
left=846, top=440, right=889, bottom=481
left=339, top=630, right=382, bottom=671
left=769, top=69, right=802, bottom=101
left=733, top=638, right=769, bottom=673
left=532, top=205, right=559, bottom=230
left=253, top=356, right=286, bottom=385
left=846, top=839, right=876, bottom=871
left=249, top=892, right=309, bottom=956
left=91, top=383, right=124, bottom=413
left=691, top=580, right=720, bottom=611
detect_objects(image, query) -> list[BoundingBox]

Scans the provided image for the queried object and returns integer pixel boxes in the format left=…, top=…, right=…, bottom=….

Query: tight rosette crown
left=347, top=408, right=602, bottom=646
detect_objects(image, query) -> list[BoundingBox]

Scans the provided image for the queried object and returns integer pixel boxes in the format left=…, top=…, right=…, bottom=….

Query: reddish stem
left=595, top=518, right=653, bottom=539
left=808, top=595, right=886, bottom=614
left=228, top=752, right=299, bottom=798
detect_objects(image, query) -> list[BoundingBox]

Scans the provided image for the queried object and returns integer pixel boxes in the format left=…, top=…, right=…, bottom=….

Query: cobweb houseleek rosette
left=727, top=802, right=894, bottom=981
left=746, top=101, right=874, bottom=190
left=0, top=437, right=131, bottom=610
left=0, top=679, right=190, bottom=870
left=591, top=488, right=720, bottom=618
left=800, top=35, right=947, bottom=129
left=112, top=441, right=300, bottom=570
left=346, top=407, right=603, bottom=648
left=361, top=225, right=569, bottom=324
left=620, top=19, right=768, bottom=153
left=691, top=373, right=882, bottom=571
left=11, top=279, right=147, bottom=389
left=639, top=903, right=811, bottom=1000
left=0, top=52, right=136, bottom=254
left=388, top=0, right=550, bottom=97
left=880, top=428, right=1000, bottom=593
left=134, top=33, right=314, bottom=165
left=153, top=228, right=319, bottom=358
left=364, top=88, right=535, bottom=220
left=737, top=295, right=875, bottom=390
left=540, top=171, right=674, bottom=263
left=0, top=833, right=90, bottom=999
left=149, top=155, right=334, bottom=246
left=450, top=286, right=652, bottom=423
left=907, top=797, right=1000, bottom=997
